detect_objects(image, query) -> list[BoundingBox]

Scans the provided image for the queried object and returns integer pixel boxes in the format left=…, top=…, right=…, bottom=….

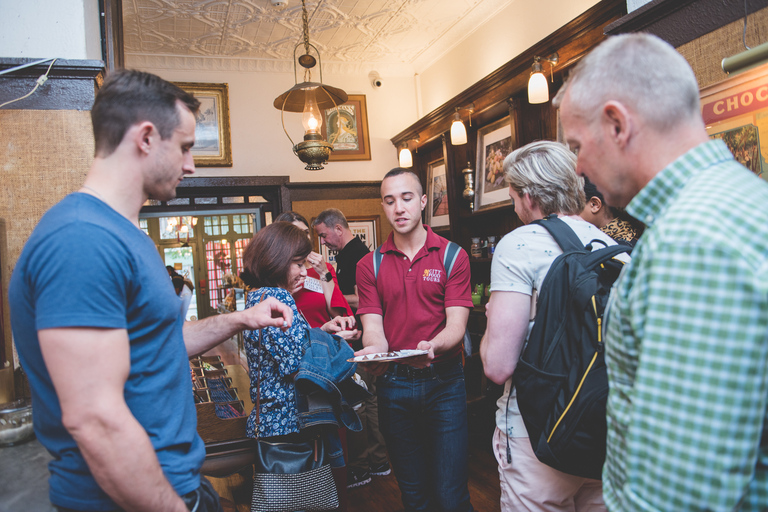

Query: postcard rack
left=189, top=355, right=248, bottom=444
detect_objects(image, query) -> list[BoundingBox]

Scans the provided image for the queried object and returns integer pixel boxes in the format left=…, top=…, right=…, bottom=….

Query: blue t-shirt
left=9, top=193, right=205, bottom=511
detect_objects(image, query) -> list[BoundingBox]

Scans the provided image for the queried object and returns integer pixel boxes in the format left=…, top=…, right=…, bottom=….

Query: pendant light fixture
left=273, top=0, right=348, bottom=170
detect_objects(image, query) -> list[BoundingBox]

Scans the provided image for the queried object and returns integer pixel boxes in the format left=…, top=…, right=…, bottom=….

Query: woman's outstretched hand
left=321, top=316, right=361, bottom=341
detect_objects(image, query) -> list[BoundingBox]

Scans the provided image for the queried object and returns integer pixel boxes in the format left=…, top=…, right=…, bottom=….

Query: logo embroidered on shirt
left=422, top=269, right=443, bottom=282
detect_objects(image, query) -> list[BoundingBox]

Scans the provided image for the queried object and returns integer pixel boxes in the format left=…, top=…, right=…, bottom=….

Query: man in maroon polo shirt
left=355, top=168, right=475, bottom=512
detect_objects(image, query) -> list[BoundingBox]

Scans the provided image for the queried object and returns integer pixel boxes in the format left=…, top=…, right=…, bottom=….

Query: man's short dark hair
left=583, top=176, right=604, bottom=204
left=312, top=208, right=349, bottom=230
left=91, top=70, right=200, bottom=157
left=382, top=168, right=423, bottom=196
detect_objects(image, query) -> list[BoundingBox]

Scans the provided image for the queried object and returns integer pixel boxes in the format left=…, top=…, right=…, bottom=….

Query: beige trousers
left=493, top=427, right=606, bottom=512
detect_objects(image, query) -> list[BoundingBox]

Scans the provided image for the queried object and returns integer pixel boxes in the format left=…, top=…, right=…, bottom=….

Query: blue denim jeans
left=377, top=359, right=473, bottom=512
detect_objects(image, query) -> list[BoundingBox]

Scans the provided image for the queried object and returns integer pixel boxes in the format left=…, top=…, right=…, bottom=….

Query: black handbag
left=250, top=304, right=339, bottom=512
left=251, top=435, right=338, bottom=512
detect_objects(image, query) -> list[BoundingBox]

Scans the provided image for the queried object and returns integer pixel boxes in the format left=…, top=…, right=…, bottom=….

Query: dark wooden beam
left=100, top=0, right=124, bottom=72
left=286, top=181, right=382, bottom=201
left=605, top=0, right=766, bottom=47
left=177, top=176, right=290, bottom=189
left=0, top=58, right=105, bottom=110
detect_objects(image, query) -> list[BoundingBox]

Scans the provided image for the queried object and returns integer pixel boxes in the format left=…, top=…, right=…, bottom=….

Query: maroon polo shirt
left=356, top=225, right=472, bottom=362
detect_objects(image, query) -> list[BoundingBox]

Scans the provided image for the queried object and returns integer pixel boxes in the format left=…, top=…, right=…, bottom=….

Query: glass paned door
left=163, top=245, right=198, bottom=321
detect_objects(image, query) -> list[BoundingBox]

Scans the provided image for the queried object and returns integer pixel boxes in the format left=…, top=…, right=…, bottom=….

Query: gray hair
left=553, top=34, right=701, bottom=133
left=503, top=140, right=584, bottom=216
left=312, top=208, right=349, bottom=229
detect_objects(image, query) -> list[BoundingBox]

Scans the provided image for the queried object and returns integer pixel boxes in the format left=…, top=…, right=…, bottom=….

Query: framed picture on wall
left=173, top=82, right=233, bottom=167
left=700, top=62, right=768, bottom=179
left=316, top=215, right=380, bottom=269
left=426, top=158, right=450, bottom=229
left=474, top=115, right=515, bottom=212
left=321, top=94, right=372, bottom=161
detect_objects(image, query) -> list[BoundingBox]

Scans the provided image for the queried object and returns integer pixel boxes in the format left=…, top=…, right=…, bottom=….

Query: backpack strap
left=532, top=214, right=587, bottom=253
left=579, top=244, right=631, bottom=271
left=443, top=241, right=461, bottom=280
left=373, top=245, right=386, bottom=280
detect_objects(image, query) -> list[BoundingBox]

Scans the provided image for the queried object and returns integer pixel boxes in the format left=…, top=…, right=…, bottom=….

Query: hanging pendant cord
left=743, top=0, right=751, bottom=51
left=302, top=0, right=311, bottom=55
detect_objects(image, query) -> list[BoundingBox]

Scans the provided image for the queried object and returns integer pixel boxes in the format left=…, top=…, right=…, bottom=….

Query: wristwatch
left=320, top=271, right=333, bottom=282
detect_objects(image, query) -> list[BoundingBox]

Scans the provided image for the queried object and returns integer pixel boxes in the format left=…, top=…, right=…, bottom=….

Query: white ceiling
left=122, top=0, right=516, bottom=75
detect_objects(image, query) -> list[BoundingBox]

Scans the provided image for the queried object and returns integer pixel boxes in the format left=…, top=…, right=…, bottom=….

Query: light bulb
left=301, top=88, right=323, bottom=135
left=399, top=147, right=413, bottom=168
left=450, top=112, right=467, bottom=145
left=528, top=72, right=549, bottom=104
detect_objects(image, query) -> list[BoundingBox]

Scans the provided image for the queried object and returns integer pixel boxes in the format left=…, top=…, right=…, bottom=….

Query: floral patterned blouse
left=243, top=287, right=309, bottom=438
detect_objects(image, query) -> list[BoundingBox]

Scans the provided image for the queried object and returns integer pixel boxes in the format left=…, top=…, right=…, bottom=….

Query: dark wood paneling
left=286, top=181, right=382, bottom=201
left=140, top=176, right=291, bottom=219
left=392, top=3, right=627, bottom=326
left=179, top=176, right=290, bottom=188
left=605, top=0, right=766, bottom=47
left=100, top=0, right=125, bottom=71
left=0, top=58, right=104, bottom=111
left=391, top=0, right=626, bottom=149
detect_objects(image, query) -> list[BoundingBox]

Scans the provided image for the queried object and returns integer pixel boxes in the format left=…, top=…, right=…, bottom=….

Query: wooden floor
left=209, top=436, right=501, bottom=512
left=348, top=441, right=501, bottom=512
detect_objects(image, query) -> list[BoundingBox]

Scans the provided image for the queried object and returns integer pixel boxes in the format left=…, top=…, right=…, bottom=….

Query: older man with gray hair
left=481, top=140, right=623, bottom=511
left=555, top=33, right=768, bottom=511
left=313, top=208, right=370, bottom=311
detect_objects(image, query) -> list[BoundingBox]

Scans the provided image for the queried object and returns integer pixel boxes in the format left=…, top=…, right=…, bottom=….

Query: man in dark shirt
left=312, top=208, right=389, bottom=487
left=313, top=208, right=370, bottom=311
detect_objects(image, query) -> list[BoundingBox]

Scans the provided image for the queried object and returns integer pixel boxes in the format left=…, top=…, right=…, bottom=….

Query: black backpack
left=512, top=215, right=631, bottom=480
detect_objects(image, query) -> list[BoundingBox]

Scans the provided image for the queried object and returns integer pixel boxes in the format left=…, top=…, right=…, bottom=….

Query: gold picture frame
left=173, top=82, right=233, bottom=167
left=321, top=94, right=372, bottom=161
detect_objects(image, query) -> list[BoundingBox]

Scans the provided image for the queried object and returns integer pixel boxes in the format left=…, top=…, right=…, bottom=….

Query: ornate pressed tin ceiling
left=122, top=0, right=515, bottom=74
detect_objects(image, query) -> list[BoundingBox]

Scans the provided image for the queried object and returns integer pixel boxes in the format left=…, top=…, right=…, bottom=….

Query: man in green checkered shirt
left=555, top=34, right=768, bottom=511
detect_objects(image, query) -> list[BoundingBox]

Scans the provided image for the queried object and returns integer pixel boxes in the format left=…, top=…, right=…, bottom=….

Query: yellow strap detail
left=592, top=295, right=601, bottom=343
left=547, top=351, right=599, bottom=443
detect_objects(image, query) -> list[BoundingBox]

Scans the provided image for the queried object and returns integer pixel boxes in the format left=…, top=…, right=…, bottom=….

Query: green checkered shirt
left=603, top=140, right=768, bottom=511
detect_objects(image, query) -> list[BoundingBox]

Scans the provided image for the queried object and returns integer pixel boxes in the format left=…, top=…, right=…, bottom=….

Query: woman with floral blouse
left=239, top=221, right=354, bottom=439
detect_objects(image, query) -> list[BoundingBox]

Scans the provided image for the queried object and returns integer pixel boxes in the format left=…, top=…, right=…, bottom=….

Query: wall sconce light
left=528, top=53, right=559, bottom=104
left=399, top=145, right=413, bottom=168
left=461, top=162, right=475, bottom=210
left=398, top=138, right=419, bottom=168
left=450, top=104, right=475, bottom=145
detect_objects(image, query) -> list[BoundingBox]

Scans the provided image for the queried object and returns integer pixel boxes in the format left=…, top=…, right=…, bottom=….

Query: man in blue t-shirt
left=9, top=70, right=294, bottom=512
